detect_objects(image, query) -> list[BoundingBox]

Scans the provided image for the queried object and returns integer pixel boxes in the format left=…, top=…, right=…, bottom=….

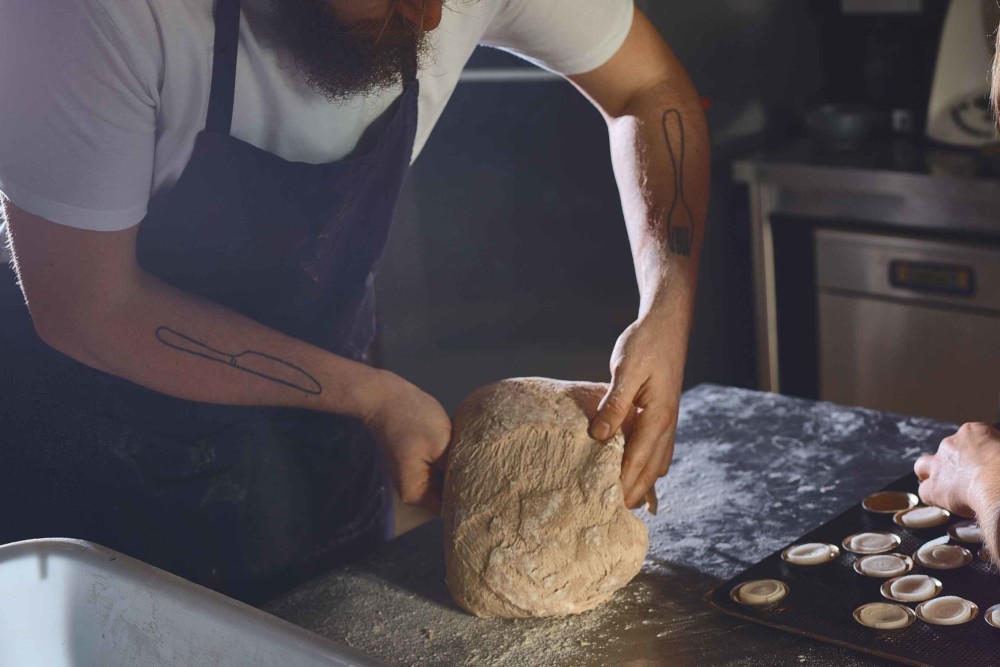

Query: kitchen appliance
left=820, top=0, right=947, bottom=136
left=815, top=229, right=1000, bottom=424
left=804, top=104, right=886, bottom=149
left=925, top=0, right=1000, bottom=147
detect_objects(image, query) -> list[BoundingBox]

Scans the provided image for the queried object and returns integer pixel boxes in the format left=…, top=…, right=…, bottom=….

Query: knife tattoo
left=661, top=109, right=694, bottom=258
left=155, top=326, right=322, bottom=395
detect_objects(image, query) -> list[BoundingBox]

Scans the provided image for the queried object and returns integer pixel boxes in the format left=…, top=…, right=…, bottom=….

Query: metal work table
left=266, top=384, right=956, bottom=667
left=733, top=138, right=1000, bottom=393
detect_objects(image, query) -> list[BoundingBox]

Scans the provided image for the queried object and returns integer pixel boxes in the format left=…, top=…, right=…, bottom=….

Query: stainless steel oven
left=816, top=228, right=1000, bottom=424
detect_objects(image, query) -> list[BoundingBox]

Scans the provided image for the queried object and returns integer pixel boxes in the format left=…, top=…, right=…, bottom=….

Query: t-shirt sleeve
left=480, top=0, right=634, bottom=76
left=0, top=0, right=158, bottom=231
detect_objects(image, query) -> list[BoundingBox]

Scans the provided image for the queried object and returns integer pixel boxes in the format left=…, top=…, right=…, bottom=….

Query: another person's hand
left=364, top=373, right=452, bottom=513
left=588, top=313, right=685, bottom=509
left=914, top=422, right=1000, bottom=518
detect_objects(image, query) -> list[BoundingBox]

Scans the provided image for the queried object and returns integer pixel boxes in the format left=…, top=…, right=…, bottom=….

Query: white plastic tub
left=0, top=539, right=388, bottom=667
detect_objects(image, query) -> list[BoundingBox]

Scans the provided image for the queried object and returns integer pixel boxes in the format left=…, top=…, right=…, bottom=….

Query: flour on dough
left=442, top=378, right=649, bottom=618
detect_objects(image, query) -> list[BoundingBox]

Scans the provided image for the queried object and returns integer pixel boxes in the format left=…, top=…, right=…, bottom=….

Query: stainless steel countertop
left=733, top=138, right=1000, bottom=237
left=733, top=138, right=1000, bottom=202
left=266, top=385, right=957, bottom=667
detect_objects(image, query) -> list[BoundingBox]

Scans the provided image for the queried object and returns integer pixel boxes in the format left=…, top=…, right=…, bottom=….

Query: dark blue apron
left=0, top=0, right=418, bottom=602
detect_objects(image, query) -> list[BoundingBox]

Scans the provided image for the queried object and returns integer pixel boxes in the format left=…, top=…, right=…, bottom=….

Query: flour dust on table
left=267, top=385, right=958, bottom=667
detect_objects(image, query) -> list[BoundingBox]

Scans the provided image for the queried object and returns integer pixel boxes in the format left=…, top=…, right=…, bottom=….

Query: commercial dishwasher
left=816, top=228, right=1000, bottom=424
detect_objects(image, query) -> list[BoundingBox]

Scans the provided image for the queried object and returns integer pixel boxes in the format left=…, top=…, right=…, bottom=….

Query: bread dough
left=442, top=378, right=648, bottom=618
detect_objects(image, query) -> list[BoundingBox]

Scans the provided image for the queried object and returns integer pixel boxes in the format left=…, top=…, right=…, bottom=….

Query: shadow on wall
left=377, top=1, right=824, bottom=410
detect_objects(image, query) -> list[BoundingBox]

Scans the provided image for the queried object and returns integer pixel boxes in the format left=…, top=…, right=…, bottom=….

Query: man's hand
left=364, top=373, right=452, bottom=513
left=589, top=310, right=685, bottom=509
left=915, top=422, right=1000, bottom=518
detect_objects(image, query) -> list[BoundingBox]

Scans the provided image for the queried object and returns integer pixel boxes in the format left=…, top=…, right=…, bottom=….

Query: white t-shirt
left=0, top=0, right=633, bottom=232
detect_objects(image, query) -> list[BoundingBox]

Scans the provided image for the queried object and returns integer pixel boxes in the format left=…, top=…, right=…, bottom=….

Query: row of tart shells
left=744, top=498, right=991, bottom=628
left=861, top=491, right=984, bottom=538
left=730, top=579, right=1000, bottom=629
left=781, top=533, right=976, bottom=579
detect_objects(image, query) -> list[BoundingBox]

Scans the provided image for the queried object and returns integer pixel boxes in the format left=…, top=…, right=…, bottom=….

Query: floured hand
left=364, top=372, right=451, bottom=513
left=587, top=312, right=685, bottom=509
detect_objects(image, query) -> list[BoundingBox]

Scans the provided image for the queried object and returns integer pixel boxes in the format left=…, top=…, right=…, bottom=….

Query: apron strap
left=206, top=0, right=242, bottom=135
left=402, top=48, right=418, bottom=87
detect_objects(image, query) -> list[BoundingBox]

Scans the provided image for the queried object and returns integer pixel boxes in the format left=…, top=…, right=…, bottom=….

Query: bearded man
left=0, top=0, right=708, bottom=602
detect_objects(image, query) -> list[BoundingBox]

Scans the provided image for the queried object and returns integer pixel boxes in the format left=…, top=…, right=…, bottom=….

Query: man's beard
left=269, top=0, right=431, bottom=101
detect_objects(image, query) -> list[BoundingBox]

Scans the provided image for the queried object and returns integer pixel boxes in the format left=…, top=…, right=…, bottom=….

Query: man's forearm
left=972, top=467, right=1000, bottom=567
left=979, top=503, right=1000, bottom=567
left=608, top=80, right=709, bottom=323
left=7, top=200, right=451, bottom=509
left=39, top=269, right=386, bottom=420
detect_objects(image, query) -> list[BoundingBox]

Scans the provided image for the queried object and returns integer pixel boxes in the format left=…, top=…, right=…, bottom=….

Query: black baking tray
left=707, top=473, right=1000, bottom=667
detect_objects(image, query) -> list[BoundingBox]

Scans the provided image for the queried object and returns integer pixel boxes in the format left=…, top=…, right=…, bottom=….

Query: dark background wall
left=378, top=1, right=825, bottom=411
left=645, top=0, right=825, bottom=391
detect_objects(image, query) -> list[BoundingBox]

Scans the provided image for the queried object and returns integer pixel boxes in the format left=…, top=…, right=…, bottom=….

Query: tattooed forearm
left=155, top=326, right=322, bottom=395
left=661, top=109, right=694, bottom=258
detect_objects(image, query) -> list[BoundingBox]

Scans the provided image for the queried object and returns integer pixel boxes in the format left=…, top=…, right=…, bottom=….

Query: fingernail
left=592, top=420, right=611, bottom=441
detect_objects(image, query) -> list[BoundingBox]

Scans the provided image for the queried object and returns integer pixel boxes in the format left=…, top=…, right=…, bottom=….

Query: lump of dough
left=442, top=378, right=649, bottom=618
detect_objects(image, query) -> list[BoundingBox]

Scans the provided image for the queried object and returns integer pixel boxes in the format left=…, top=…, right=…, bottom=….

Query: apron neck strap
left=206, top=0, right=242, bottom=135
left=402, top=48, right=418, bottom=86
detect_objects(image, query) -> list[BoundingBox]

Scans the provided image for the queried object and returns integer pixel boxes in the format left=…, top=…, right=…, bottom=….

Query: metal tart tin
left=781, top=542, right=840, bottom=566
left=853, top=553, right=915, bottom=578
left=915, top=596, right=979, bottom=626
left=862, top=491, right=919, bottom=514
left=984, top=604, right=1000, bottom=629
left=854, top=602, right=916, bottom=630
left=893, top=505, right=951, bottom=530
left=947, top=520, right=983, bottom=544
left=730, top=579, right=789, bottom=607
left=880, top=574, right=942, bottom=603
left=914, top=540, right=973, bottom=570
left=842, top=531, right=901, bottom=555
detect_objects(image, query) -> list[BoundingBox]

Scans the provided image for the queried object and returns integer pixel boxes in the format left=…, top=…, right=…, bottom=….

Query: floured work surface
left=266, top=385, right=956, bottom=667
left=709, top=473, right=999, bottom=667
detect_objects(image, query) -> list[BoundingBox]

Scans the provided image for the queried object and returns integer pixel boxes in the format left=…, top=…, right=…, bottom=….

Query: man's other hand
left=915, top=422, right=1000, bottom=518
left=364, top=373, right=452, bottom=513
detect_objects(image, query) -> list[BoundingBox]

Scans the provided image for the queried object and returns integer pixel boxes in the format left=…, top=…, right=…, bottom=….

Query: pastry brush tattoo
left=155, top=326, right=322, bottom=395
left=661, top=109, right=694, bottom=258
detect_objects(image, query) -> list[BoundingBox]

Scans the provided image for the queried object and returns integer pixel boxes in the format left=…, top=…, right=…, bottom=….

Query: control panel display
left=889, top=260, right=975, bottom=296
